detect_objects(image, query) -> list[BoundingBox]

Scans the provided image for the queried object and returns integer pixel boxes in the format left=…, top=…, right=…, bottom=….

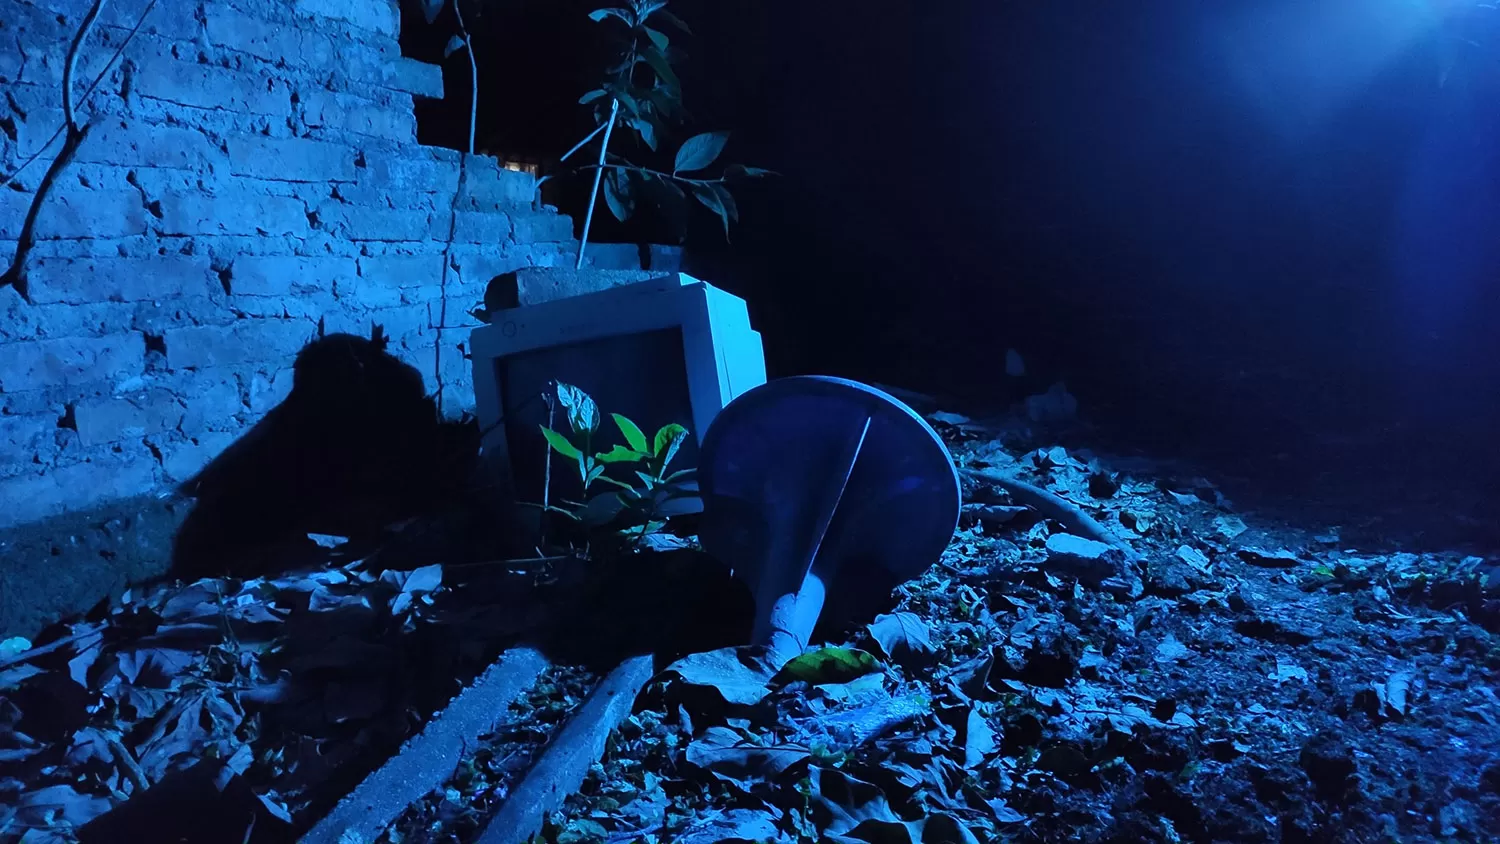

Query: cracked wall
left=0, top=0, right=584, bottom=532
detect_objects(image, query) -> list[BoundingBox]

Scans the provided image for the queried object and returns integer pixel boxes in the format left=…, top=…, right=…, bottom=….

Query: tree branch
left=1, top=0, right=112, bottom=301
left=0, top=0, right=154, bottom=192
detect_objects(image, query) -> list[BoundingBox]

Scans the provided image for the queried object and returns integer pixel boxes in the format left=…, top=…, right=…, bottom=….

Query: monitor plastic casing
left=469, top=273, right=767, bottom=536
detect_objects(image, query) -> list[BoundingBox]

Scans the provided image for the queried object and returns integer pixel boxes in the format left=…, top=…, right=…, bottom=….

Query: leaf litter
left=4, top=412, right=1498, bottom=843
left=514, top=414, right=1500, bottom=844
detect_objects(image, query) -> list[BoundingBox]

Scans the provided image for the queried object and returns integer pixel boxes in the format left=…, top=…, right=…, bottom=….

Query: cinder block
left=248, top=368, right=295, bottom=413
left=294, top=0, right=398, bottom=37
left=511, top=211, right=575, bottom=244
left=73, top=390, right=185, bottom=446
left=459, top=157, right=537, bottom=209
left=164, top=319, right=314, bottom=370
left=363, top=304, right=429, bottom=342
left=51, top=0, right=202, bottom=40
left=27, top=257, right=216, bottom=304
left=0, top=299, right=134, bottom=343
left=0, top=454, right=159, bottom=528
left=325, top=205, right=432, bottom=242
left=440, top=247, right=526, bottom=288
left=158, top=430, right=240, bottom=482
left=172, top=370, right=245, bottom=430
left=302, top=91, right=416, bottom=143
left=131, top=298, right=238, bottom=336
left=453, top=211, right=512, bottom=244
left=360, top=152, right=461, bottom=194
left=0, top=334, right=146, bottom=392
left=228, top=255, right=357, bottom=297
left=134, top=56, right=290, bottom=117
left=334, top=277, right=402, bottom=308
left=78, top=119, right=220, bottom=170
left=378, top=57, right=444, bottom=99
left=205, top=5, right=303, bottom=63
left=226, top=135, right=358, bottom=182
left=0, top=190, right=148, bottom=240
left=157, top=191, right=311, bottom=237
left=0, top=413, right=60, bottom=465
left=358, top=253, right=444, bottom=288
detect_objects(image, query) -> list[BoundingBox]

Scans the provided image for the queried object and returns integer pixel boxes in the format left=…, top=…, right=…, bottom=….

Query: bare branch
left=0, top=0, right=153, bottom=301
left=1, top=0, right=157, bottom=192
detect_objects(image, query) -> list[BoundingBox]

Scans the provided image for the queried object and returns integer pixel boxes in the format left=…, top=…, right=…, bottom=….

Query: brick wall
left=0, top=0, right=583, bottom=530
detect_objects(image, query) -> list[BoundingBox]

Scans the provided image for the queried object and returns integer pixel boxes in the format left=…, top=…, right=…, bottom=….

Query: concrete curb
left=300, top=646, right=550, bottom=844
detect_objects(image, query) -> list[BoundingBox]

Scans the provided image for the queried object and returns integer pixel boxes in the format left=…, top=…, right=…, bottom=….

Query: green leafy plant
left=537, top=382, right=697, bottom=542
left=537, top=0, right=774, bottom=266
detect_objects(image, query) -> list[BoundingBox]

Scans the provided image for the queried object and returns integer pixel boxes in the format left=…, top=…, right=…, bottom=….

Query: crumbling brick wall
left=0, top=0, right=580, bottom=530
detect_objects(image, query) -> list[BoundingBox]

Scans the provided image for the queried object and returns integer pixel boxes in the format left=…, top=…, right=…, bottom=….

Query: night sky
left=403, top=0, right=1500, bottom=541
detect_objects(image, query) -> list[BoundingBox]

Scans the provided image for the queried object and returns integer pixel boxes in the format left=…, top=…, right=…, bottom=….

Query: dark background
left=402, top=0, right=1500, bottom=548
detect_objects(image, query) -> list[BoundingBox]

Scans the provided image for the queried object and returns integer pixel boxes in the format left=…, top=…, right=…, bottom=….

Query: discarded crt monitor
left=696, top=376, right=961, bottom=663
left=470, top=273, right=766, bottom=532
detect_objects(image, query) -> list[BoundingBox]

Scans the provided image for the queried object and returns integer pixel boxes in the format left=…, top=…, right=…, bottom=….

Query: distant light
left=502, top=160, right=541, bottom=176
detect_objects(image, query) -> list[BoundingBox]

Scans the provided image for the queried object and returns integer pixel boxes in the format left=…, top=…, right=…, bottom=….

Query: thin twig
left=576, top=97, right=620, bottom=269
left=452, top=0, right=477, bottom=156
left=0, top=0, right=154, bottom=191
left=560, top=122, right=608, bottom=164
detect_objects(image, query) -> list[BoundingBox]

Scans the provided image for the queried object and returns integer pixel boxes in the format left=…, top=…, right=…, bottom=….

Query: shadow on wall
left=169, top=329, right=481, bottom=582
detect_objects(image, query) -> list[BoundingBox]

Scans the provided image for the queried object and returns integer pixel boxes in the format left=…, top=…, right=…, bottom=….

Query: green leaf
left=690, top=182, right=736, bottom=238
left=674, top=131, right=730, bottom=174
left=644, top=26, right=670, bottom=52
left=629, top=117, right=657, bottom=151
left=655, top=8, right=691, bottom=34
left=585, top=461, right=608, bottom=487
left=653, top=423, right=688, bottom=465
left=596, top=444, right=644, bottom=464
left=612, top=413, right=650, bottom=453
left=444, top=35, right=467, bottom=59
left=725, top=163, right=776, bottom=179
left=540, top=426, right=582, bottom=461
left=579, top=88, right=610, bottom=105
left=773, top=647, right=883, bottom=687
left=662, top=467, right=696, bottom=484
left=418, top=0, right=443, bottom=25
left=588, top=7, right=633, bottom=25
left=634, top=470, right=658, bottom=490
left=603, top=169, right=635, bottom=222
left=556, top=382, right=600, bottom=434
left=639, top=45, right=680, bottom=93
left=595, top=475, right=636, bottom=492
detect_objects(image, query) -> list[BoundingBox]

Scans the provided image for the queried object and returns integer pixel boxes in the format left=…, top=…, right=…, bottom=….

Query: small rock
left=1087, top=470, right=1119, bottom=499
left=1299, top=731, right=1359, bottom=799
left=1044, top=533, right=1126, bottom=586
left=963, top=503, right=1030, bottom=528
left=1155, top=635, right=1191, bottom=663
left=1237, top=547, right=1302, bottom=568
left=1176, top=545, right=1212, bottom=573
left=1212, top=515, right=1247, bottom=540
left=1025, top=382, right=1078, bottom=423
left=927, top=411, right=973, bottom=427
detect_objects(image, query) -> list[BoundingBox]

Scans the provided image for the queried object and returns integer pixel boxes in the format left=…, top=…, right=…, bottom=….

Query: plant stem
left=560, top=121, right=608, bottom=164
left=576, top=96, right=619, bottom=270
left=452, top=0, right=477, bottom=155
left=579, top=162, right=722, bottom=186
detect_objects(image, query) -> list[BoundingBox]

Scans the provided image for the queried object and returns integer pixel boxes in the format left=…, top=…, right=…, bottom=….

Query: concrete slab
left=300, top=647, right=550, bottom=844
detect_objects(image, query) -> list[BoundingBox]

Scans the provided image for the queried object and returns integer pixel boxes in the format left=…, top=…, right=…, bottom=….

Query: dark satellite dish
left=697, top=376, right=961, bottom=662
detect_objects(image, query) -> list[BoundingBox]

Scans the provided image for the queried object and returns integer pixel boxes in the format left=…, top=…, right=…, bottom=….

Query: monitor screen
left=495, top=327, right=699, bottom=507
